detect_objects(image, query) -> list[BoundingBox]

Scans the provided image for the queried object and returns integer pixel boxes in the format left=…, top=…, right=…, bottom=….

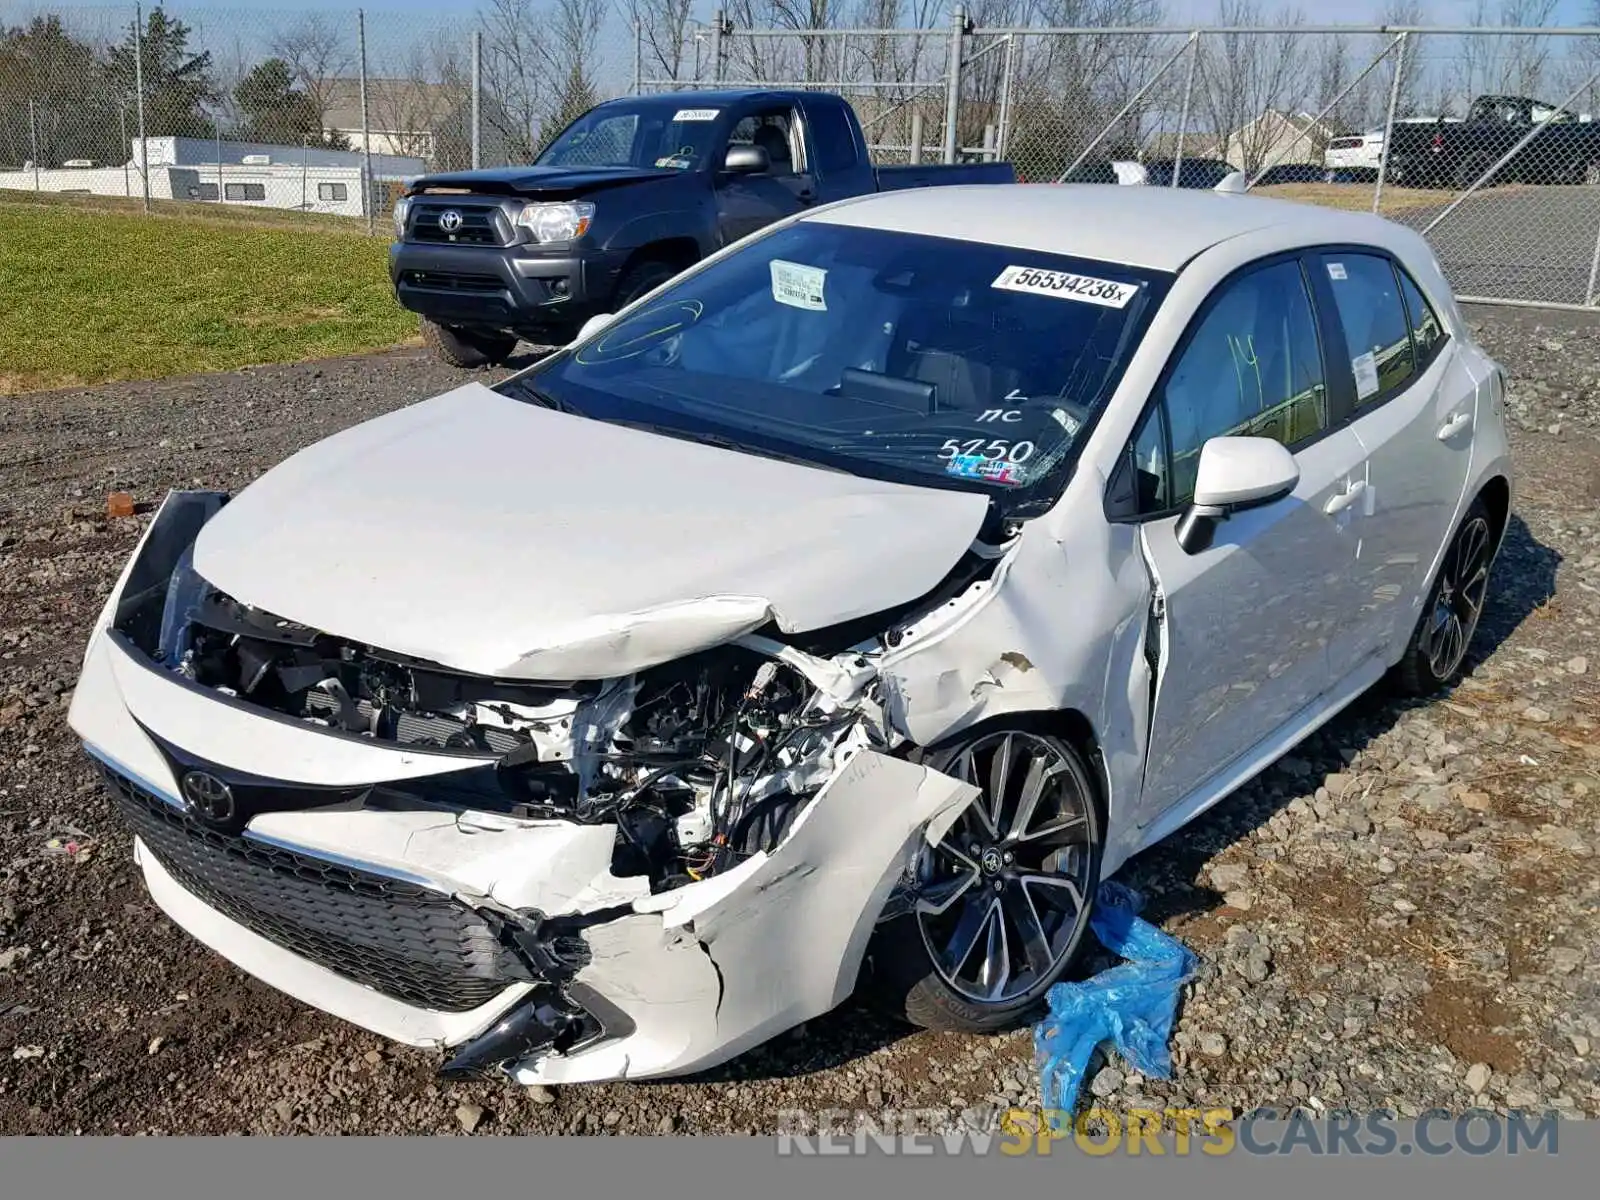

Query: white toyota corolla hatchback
left=71, top=184, right=1512, bottom=1085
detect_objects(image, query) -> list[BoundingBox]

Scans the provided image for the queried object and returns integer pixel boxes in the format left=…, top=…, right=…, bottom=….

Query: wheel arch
left=1477, top=473, right=1512, bottom=553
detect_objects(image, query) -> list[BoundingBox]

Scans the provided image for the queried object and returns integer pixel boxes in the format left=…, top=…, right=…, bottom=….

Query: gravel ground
left=0, top=309, right=1597, bottom=1135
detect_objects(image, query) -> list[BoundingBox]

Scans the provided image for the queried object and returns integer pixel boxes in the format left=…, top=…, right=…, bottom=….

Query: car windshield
left=500, top=221, right=1169, bottom=517
left=535, top=99, right=727, bottom=171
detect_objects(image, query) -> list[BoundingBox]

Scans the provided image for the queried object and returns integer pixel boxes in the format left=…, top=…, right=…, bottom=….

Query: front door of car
left=1120, top=256, right=1372, bottom=826
left=715, top=107, right=815, bottom=246
left=1311, top=251, right=1478, bottom=667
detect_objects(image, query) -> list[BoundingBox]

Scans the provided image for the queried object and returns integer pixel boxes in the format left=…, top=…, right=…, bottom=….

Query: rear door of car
left=1307, top=249, right=1478, bottom=666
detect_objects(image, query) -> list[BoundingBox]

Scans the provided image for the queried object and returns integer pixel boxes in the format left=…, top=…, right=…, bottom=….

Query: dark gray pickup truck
left=389, top=89, right=1016, bottom=366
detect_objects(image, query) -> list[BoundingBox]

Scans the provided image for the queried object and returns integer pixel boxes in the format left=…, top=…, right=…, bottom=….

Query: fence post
left=471, top=29, right=482, bottom=168
left=909, top=110, right=923, bottom=164
left=982, top=123, right=995, bottom=161
left=1373, top=30, right=1408, bottom=214
left=28, top=99, right=40, bottom=190
left=134, top=2, right=149, bottom=214
left=710, top=9, right=724, bottom=84
left=358, top=8, right=374, bottom=234
left=1585, top=213, right=1600, bottom=307
left=216, top=127, right=224, bottom=204
left=631, top=20, right=642, bottom=95
left=1172, top=31, right=1200, bottom=189
left=119, top=105, right=130, bottom=196
left=996, top=33, right=1015, bottom=157
left=942, top=4, right=966, bottom=165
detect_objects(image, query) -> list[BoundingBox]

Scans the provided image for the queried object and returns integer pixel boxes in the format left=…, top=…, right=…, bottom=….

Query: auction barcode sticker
left=992, top=266, right=1139, bottom=308
left=673, top=108, right=720, bottom=122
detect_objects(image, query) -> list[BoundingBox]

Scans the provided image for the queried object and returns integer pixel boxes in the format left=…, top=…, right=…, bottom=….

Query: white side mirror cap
left=576, top=312, right=615, bottom=343
left=1192, top=436, right=1299, bottom=509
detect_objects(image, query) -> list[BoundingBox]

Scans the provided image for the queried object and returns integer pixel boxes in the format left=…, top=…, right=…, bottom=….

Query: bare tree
left=479, top=0, right=608, bottom=160
left=626, top=0, right=696, bottom=84
left=1194, top=0, right=1311, bottom=174
left=273, top=13, right=354, bottom=135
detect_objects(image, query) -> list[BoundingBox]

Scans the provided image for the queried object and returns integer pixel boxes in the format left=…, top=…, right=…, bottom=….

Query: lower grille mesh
left=105, top=767, right=528, bottom=1012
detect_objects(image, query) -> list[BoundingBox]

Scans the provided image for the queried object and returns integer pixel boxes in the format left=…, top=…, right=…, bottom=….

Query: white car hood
left=192, top=382, right=988, bottom=679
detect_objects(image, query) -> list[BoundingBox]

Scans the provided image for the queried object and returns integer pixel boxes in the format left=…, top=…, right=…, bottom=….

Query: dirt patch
left=1414, top=978, right=1524, bottom=1074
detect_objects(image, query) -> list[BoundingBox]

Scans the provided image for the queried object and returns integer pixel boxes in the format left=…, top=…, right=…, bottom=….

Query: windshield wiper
left=499, top=380, right=569, bottom=413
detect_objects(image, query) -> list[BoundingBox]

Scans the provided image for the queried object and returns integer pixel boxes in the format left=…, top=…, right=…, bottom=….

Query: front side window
left=729, top=109, right=802, bottom=173
left=1321, top=252, right=1415, bottom=407
left=1156, top=258, right=1328, bottom=508
left=502, top=222, right=1170, bottom=517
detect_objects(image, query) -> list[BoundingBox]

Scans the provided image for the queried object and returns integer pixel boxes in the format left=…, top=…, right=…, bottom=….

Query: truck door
left=715, top=103, right=814, bottom=246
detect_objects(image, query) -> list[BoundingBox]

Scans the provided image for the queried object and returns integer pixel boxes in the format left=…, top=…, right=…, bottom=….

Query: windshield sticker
left=992, top=265, right=1139, bottom=308
left=947, top=453, right=1024, bottom=486
left=654, top=155, right=692, bottom=169
left=770, top=259, right=828, bottom=311
left=673, top=108, right=720, bottom=122
left=1327, top=261, right=1348, bottom=281
left=1352, top=350, right=1380, bottom=399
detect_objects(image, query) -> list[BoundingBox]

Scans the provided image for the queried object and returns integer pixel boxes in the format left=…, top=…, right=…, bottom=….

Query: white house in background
left=0, top=137, right=425, bottom=218
left=1215, top=109, right=1338, bottom=170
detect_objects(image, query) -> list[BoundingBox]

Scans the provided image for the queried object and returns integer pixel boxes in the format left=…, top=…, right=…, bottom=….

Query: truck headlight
left=393, top=196, right=411, bottom=239
left=516, top=201, right=594, bottom=243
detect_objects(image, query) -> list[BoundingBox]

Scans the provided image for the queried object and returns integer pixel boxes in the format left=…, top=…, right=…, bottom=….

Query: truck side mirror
left=723, top=144, right=770, bottom=175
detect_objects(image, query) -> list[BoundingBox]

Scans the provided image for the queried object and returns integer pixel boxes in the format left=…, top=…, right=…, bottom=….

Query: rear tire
left=862, top=728, right=1103, bottom=1034
left=420, top=318, right=518, bottom=368
left=1454, top=152, right=1498, bottom=191
left=1392, top=499, right=1495, bottom=697
left=612, top=259, right=680, bottom=311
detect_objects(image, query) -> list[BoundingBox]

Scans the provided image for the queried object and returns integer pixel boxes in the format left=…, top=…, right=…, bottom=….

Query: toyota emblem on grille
left=438, top=209, right=464, bottom=232
left=180, top=770, right=236, bottom=825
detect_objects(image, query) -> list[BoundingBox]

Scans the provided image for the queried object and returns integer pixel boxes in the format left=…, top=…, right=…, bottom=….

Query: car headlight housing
left=392, top=196, right=411, bottom=239
left=516, top=201, right=594, bottom=243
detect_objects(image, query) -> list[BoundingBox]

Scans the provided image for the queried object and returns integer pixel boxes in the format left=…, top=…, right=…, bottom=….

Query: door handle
left=1437, top=411, right=1472, bottom=440
left=1323, top=478, right=1367, bottom=515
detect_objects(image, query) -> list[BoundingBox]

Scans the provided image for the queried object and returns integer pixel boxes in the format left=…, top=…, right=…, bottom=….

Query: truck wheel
left=861, top=728, right=1102, bottom=1033
left=613, top=259, right=680, bottom=310
left=420, top=319, right=518, bottom=369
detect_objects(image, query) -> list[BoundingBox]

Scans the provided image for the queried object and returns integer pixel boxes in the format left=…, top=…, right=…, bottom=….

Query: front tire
left=612, top=259, right=680, bottom=311
left=420, top=318, right=518, bottom=368
left=863, top=729, right=1103, bottom=1033
left=1393, top=499, right=1495, bottom=696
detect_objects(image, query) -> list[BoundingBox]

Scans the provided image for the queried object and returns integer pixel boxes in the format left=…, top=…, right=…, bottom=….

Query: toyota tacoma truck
left=1385, top=94, right=1600, bottom=190
left=390, top=88, right=1016, bottom=366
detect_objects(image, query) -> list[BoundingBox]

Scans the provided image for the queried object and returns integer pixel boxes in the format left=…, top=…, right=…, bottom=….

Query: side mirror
left=576, top=312, right=615, bottom=343
left=1175, top=436, right=1300, bottom=554
left=723, top=144, right=770, bottom=175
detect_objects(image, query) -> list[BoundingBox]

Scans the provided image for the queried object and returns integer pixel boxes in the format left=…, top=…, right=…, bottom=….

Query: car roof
left=594, top=88, right=811, bottom=108
left=804, top=183, right=1407, bottom=273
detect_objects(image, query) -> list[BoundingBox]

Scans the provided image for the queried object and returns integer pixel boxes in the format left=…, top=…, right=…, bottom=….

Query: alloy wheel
left=1421, top=515, right=1492, bottom=681
left=914, top=731, right=1095, bottom=1005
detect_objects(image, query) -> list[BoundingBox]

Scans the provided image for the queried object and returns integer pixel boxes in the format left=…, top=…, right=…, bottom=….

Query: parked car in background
left=73, top=184, right=1510, bottom=1087
left=389, top=89, right=1015, bottom=367
left=1322, top=166, right=1380, bottom=184
left=1386, top=95, right=1600, bottom=189
left=1059, top=160, right=1120, bottom=184
left=1322, top=117, right=1460, bottom=173
left=1142, top=157, right=1236, bottom=188
left=1254, top=162, right=1327, bottom=186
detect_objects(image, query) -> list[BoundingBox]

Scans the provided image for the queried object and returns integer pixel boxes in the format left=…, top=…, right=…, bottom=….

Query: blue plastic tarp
left=1033, top=880, right=1197, bottom=1125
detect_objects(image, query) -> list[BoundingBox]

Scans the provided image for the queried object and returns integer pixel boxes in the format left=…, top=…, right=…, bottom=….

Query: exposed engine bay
left=147, top=574, right=882, bottom=893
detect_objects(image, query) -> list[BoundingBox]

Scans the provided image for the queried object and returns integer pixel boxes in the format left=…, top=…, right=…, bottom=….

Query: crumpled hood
left=192, top=383, right=988, bottom=680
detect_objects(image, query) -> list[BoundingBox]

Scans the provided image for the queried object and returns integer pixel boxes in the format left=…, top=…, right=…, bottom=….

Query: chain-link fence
left=3, top=2, right=1600, bottom=307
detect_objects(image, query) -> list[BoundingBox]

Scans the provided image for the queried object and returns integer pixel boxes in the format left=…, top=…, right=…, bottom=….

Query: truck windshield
left=536, top=99, right=726, bottom=171
left=501, top=221, right=1169, bottom=517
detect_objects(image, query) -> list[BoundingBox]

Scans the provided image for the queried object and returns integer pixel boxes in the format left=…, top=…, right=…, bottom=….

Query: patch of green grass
left=0, top=197, right=416, bottom=394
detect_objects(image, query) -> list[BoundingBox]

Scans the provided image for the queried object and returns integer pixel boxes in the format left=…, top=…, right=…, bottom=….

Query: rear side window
left=806, top=101, right=860, bottom=176
left=1155, top=258, right=1329, bottom=508
left=1320, top=253, right=1415, bottom=407
left=1397, top=268, right=1447, bottom=372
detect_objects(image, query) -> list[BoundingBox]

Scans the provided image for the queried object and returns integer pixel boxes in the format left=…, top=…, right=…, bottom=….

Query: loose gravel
left=0, top=309, right=1596, bottom=1135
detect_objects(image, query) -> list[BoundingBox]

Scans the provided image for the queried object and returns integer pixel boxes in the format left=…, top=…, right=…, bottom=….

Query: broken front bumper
left=71, top=616, right=976, bottom=1083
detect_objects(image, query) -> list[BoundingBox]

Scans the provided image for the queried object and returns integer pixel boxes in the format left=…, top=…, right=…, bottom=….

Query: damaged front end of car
left=74, top=488, right=1001, bottom=1083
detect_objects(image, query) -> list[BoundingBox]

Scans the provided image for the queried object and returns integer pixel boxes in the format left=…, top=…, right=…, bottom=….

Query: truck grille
left=398, top=269, right=505, bottom=294
left=104, top=766, right=530, bottom=1013
left=409, top=205, right=505, bottom=245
